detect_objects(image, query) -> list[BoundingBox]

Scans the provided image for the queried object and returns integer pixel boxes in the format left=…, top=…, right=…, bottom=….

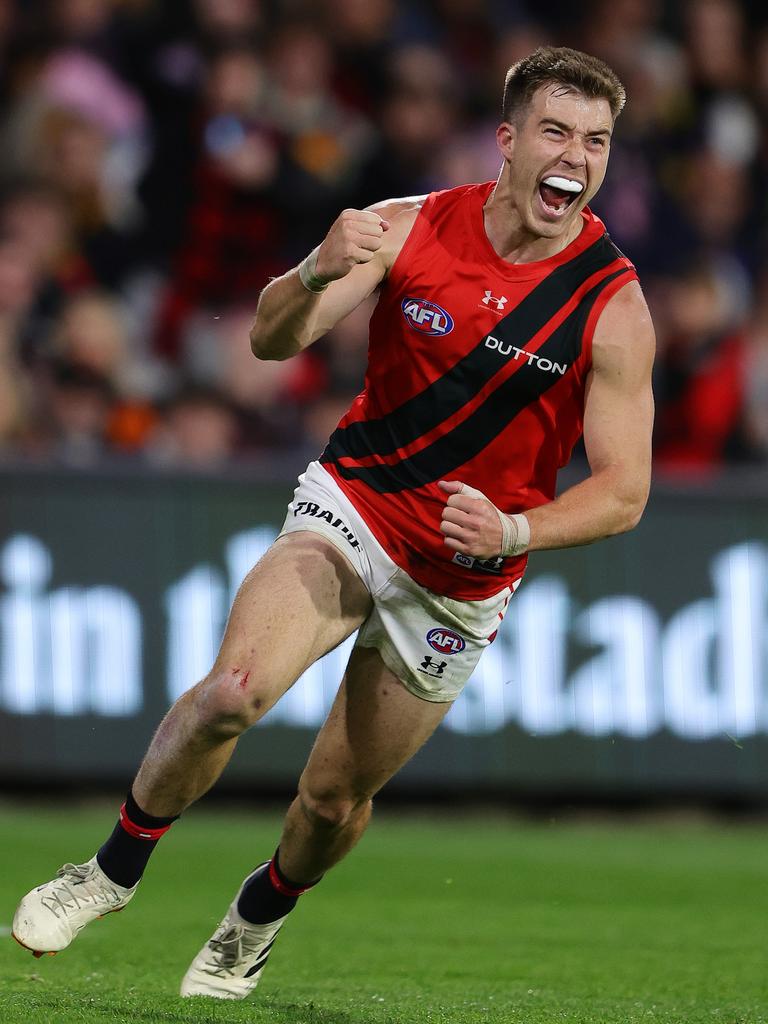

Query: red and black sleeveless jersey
left=320, top=181, right=638, bottom=599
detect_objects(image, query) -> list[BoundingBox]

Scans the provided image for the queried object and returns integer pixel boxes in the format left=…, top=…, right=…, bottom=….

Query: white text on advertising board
left=0, top=532, right=766, bottom=739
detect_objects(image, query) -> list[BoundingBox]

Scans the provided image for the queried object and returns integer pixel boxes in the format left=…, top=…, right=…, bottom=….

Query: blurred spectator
left=581, top=0, right=670, bottom=72
left=182, top=307, right=328, bottom=452
left=0, top=302, right=33, bottom=454
left=0, top=46, right=148, bottom=286
left=32, top=359, right=115, bottom=466
left=0, top=182, right=95, bottom=360
left=353, top=43, right=460, bottom=204
left=193, top=0, right=262, bottom=42
left=685, top=0, right=748, bottom=93
left=0, top=236, right=49, bottom=366
left=0, top=182, right=84, bottom=281
left=0, top=0, right=763, bottom=474
left=0, top=237, right=44, bottom=324
left=0, top=365, right=30, bottom=452
left=152, top=42, right=284, bottom=359
left=264, top=22, right=374, bottom=250
left=49, top=0, right=118, bottom=47
left=147, top=383, right=240, bottom=468
left=321, top=294, right=374, bottom=397
left=321, top=0, right=405, bottom=115
left=742, top=271, right=768, bottom=459
left=652, top=256, right=754, bottom=472
left=49, top=291, right=133, bottom=387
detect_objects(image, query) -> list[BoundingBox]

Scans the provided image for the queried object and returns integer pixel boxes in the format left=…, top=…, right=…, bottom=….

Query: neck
left=483, top=167, right=583, bottom=264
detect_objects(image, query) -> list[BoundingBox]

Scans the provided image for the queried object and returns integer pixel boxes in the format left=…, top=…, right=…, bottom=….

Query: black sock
left=236, top=848, right=321, bottom=925
left=96, top=791, right=178, bottom=888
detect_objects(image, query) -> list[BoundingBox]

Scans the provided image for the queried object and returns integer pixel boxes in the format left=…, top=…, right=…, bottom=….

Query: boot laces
left=40, top=862, right=123, bottom=919
left=204, top=923, right=263, bottom=978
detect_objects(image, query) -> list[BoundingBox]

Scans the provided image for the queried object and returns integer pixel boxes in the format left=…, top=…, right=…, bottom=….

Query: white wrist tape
left=496, top=508, right=530, bottom=557
left=298, top=247, right=329, bottom=293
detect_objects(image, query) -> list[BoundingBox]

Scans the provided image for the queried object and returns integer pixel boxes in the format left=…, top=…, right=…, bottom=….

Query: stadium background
left=0, top=0, right=767, bottom=801
left=2, top=4, right=768, bottom=1023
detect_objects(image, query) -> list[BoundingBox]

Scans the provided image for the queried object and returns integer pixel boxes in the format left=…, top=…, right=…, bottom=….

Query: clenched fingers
left=355, top=220, right=389, bottom=238
left=441, top=506, right=472, bottom=526
left=317, top=209, right=390, bottom=280
left=442, top=537, right=465, bottom=552
left=340, top=210, right=388, bottom=243
left=344, top=209, right=388, bottom=228
left=440, top=508, right=481, bottom=543
left=445, top=493, right=483, bottom=514
left=440, top=520, right=471, bottom=543
left=349, top=244, right=380, bottom=263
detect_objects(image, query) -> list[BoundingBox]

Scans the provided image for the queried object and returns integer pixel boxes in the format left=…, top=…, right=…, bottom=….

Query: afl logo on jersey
left=401, top=297, right=454, bottom=336
left=426, top=627, right=466, bottom=655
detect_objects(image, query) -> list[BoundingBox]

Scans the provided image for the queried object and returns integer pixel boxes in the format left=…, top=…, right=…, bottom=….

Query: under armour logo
left=482, top=290, right=508, bottom=311
left=418, top=656, right=448, bottom=677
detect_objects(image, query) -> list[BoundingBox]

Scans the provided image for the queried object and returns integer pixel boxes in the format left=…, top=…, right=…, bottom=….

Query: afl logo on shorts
left=426, top=628, right=465, bottom=655
left=401, top=297, right=454, bottom=336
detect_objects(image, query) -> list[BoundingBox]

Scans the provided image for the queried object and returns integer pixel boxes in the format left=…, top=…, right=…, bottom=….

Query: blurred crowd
left=0, top=0, right=767, bottom=475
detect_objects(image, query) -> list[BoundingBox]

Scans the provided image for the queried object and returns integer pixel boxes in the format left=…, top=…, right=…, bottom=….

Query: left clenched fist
left=438, top=479, right=504, bottom=559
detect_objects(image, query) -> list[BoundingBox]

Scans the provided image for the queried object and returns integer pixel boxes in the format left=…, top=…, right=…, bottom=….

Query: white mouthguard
left=542, top=176, right=584, bottom=193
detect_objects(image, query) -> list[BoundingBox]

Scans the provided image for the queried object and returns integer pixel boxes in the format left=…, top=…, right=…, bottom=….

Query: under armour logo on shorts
left=418, top=656, right=448, bottom=678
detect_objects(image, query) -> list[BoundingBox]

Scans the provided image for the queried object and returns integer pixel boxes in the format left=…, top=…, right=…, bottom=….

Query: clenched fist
left=315, top=209, right=390, bottom=283
left=438, top=480, right=530, bottom=559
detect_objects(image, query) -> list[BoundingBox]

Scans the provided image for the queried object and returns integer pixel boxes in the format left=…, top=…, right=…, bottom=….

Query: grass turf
left=0, top=803, right=765, bottom=1024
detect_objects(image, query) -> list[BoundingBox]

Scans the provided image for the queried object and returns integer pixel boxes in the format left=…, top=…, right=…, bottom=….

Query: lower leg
left=238, top=648, right=452, bottom=917
left=271, top=647, right=451, bottom=885
left=277, top=791, right=373, bottom=883
left=235, top=791, right=371, bottom=925
left=202, top=651, right=450, bottom=946
left=97, top=666, right=261, bottom=887
left=131, top=680, right=244, bottom=818
left=98, top=571, right=371, bottom=887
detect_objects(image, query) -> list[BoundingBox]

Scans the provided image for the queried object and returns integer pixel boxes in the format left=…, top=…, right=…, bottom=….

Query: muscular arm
left=439, top=280, right=655, bottom=557
left=524, top=280, right=655, bottom=549
left=250, top=199, right=421, bottom=361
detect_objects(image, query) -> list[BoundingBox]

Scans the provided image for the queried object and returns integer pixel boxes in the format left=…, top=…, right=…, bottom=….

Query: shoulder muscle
left=593, top=280, right=655, bottom=368
left=591, top=279, right=656, bottom=384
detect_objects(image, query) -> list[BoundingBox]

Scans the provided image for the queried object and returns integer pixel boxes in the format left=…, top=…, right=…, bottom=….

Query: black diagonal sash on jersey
left=323, top=266, right=631, bottom=493
left=322, top=233, right=623, bottom=465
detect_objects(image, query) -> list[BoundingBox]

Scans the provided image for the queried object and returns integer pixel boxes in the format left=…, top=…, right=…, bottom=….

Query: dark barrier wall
left=1, top=465, right=767, bottom=798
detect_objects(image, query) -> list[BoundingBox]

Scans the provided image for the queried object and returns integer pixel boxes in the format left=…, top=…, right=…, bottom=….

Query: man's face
left=499, top=84, right=613, bottom=239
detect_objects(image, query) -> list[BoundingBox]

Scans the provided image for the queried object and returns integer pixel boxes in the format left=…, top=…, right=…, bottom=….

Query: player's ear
left=496, top=121, right=516, bottom=162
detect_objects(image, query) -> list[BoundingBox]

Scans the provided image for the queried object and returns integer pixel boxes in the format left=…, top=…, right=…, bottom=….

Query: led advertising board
left=1, top=467, right=767, bottom=797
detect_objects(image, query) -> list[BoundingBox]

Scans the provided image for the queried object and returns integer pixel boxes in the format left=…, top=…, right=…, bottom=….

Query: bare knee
left=191, top=665, right=271, bottom=738
left=298, top=780, right=372, bottom=833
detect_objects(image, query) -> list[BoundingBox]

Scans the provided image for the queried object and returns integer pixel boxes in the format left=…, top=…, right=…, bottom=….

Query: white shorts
left=278, top=462, right=512, bottom=703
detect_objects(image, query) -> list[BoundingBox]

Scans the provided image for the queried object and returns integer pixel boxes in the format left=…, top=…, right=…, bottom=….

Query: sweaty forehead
left=530, top=83, right=613, bottom=132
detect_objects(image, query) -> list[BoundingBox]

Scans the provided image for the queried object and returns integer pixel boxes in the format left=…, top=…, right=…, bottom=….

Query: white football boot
left=12, top=856, right=137, bottom=957
left=180, top=868, right=288, bottom=1000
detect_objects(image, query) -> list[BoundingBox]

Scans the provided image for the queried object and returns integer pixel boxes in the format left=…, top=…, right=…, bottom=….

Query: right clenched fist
left=315, top=209, right=390, bottom=283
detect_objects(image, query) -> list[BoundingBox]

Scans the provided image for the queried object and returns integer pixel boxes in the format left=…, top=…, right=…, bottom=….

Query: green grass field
left=0, top=802, right=765, bottom=1024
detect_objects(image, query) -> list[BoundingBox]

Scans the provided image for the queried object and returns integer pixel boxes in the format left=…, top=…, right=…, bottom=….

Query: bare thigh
left=209, top=531, right=373, bottom=722
left=298, top=645, right=453, bottom=808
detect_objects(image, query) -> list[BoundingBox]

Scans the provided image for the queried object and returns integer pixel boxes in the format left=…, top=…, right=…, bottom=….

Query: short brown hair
left=503, top=47, right=626, bottom=123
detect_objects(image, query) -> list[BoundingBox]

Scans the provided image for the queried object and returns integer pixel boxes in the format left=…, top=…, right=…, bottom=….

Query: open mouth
left=537, top=175, right=584, bottom=218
